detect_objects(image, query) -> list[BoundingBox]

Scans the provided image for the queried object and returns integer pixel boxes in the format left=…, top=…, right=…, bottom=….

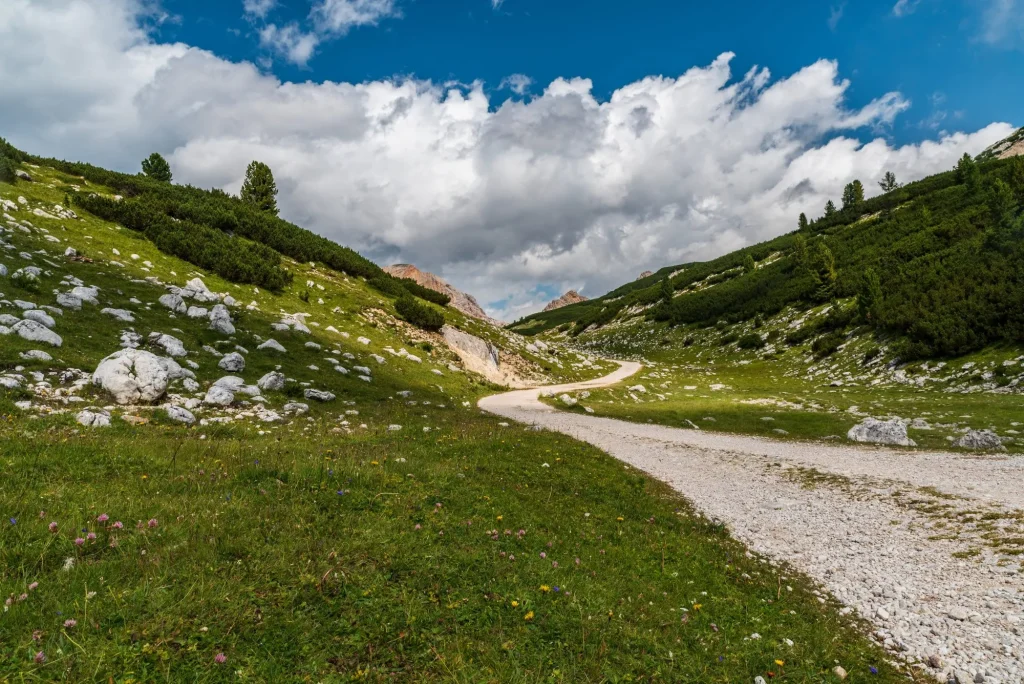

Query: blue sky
left=158, top=0, right=1021, bottom=147
left=0, top=0, right=1019, bottom=318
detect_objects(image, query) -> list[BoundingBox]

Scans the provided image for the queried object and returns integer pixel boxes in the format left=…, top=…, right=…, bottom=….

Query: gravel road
left=480, top=362, right=1024, bottom=683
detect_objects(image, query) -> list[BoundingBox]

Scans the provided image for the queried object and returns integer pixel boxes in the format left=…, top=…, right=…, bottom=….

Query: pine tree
left=0, top=153, right=15, bottom=184
left=988, top=178, right=1015, bottom=230
left=810, top=241, right=837, bottom=301
left=240, top=161, right=279, bottom=216
left=660, top=278, right=674, bottom=301
left=743, top=254, right=756, bottom=274
left=955, top=153, right=980, bottom=190
left=1009, top=155, right=1024, bottom=205
left=792, top=234, right=809, bottom=271
left=857, top=268, right=882, bottom=322
left=798, top=212, right=809, bottom=230
left=141, top=153, right=172, bottom=182
left=842, top=180, right=865, bottom=210
left=878, top=171, right=899, bottom=193
left=824, top=200, right=837, bottom=217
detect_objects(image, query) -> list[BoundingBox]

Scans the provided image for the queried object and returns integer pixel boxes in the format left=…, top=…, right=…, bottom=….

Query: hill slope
left=0, top=143, right=904, bottom=680
left=383, top=263, right=499, bottom=325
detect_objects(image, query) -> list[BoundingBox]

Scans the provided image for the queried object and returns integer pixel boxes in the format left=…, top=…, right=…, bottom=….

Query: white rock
left=101, top=308, right=135, bottom=323
left=158, top=293, right=186, bottom=313
left=152, top=333, right=187, bottom=358
left=846, top=418, right=916, bottom=447
left=218, top=352, right=245, bottom=372
left=955, top=429, right=1005, bottom=451
left=23, top=309, right=56, bottom=328
left=257, top=339, right=286, bottom=353
left=56, top=293, right=82, bottom=310
left=92, top=349, right=170, bottom=404
left=12, top=320, right=62, bottom=347
left=19, top=350, right=52, bottom=361
left=257, top=371, right=286, bottom=392
left=304, top=389, right=335, bottom=402
left=208, top=304, right=235, bottom=335
left=70, top=286, right=99, bottom=305
left=203, top=385, right=235, bottom=406
left=76, top=409, right=111, bottom=428
left=166, top=406, right=196, bottom=425
left=186, top=306, right=208, bottom=319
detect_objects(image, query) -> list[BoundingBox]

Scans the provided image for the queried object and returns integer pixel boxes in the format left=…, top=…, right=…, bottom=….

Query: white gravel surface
left=480, top=362, right=1024, bottom=683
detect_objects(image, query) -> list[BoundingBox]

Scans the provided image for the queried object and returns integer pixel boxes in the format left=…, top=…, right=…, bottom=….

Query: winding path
left=480, top=362, right=1024, bottom=683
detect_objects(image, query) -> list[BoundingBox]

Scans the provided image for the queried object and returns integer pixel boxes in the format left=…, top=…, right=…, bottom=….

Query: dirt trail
left=481, top=362, right=1024, bottom=683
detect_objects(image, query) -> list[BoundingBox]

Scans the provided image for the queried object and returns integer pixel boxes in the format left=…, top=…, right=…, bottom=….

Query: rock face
left=93, top=350, right=170, bottom=405
left=847, top=418, right=917, bottom=447
left=543, top=290, right=588, bottom=312
left=384, top=264, right=501, bottom=325
left=441, top=325, right=527, bottom=387
left=638, top=271, right=654, bottom=279
left=979, top=126, right=1024, bottom=161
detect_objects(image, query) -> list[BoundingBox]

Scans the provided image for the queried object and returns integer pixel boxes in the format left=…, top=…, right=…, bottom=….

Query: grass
left=1, top=164, right=903, bottom=680
left=544, top=308, right=1024, bottom=454
left=0, top=411, right=903, bottom=681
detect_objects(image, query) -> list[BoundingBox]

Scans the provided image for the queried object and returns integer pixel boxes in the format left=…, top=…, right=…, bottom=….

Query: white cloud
left=499, top=74, right=533, bottom=95
left=259, top=23, right=320, bottom=66
left=0, top=0, right=1015, bottom=320
left=828, top=2, right=846, bottom=30
left=312, top=0, right=398, bottom=35
left=977, top=0, right=1024, bottom=47
left=492, top=0, right=506, bottom=8
left=892, top=0, right=920, bottom=17
left=243, top=0, right=276, bottom=20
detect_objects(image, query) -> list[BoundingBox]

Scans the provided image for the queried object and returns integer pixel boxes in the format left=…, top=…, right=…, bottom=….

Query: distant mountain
left=637, top=271, right=654, bottom=280
left=543, top=290, right=588, bottom=312
left=384, top=264, right=501, bottom=325
left=978, top=126, right=1024, bottom=162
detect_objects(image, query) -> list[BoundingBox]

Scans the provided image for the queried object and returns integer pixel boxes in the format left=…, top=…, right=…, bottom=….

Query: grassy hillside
left=0, top=150, right=905, bottom=678
left=513, top=148, right=1024, bottom=362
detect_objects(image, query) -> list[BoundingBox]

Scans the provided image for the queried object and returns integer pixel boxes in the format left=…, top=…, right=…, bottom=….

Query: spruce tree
left=810, top=242, right=837, bottom=301
left=240, top=161, right=279, bottom=216
left=955, top=153, right=980, bottom=190
left=878, top=171, right=899, bottom=193
left=743, top=254, right=756, bottom=274
left=824, top=200, right=837, bottom=217
left=792, top=234, right=809, bottom=271
left=798, top=212, right=809, bottom=230
left=842, top=180, right=864, bottom=210
left=660, top=278, right=674, bottom=301
left=988, top=178, right=1015, bottom=230
left=141, top=153, right=172, bottom=182
left=857, top=268, right=882, bottom=322
left=0, top=153, right=15, bottom=184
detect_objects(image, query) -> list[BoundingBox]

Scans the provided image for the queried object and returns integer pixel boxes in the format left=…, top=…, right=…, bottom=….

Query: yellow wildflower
left=511, top=600, right=519, bottom=607
left=524, top=611, right=534, bottom=621
left=775, top=660, right=784, bottom=666
left=540, top=585, right=551, bottom=593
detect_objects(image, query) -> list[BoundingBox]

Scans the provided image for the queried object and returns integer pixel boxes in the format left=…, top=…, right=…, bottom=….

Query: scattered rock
left=12, top=319, right=62, bottom=347
left=92, top=349, right=170, bottom=404
left=158, top=293, right=186, bottom=313
left=23, top=309, right=56, bottom=328
left=832, top=666, right=847, bottom=680
left=257, top=339, right=286, bottom=353
left=208, top=304, right=235, bottom=335
left=76, top=409, right=111, bottom=428
left=218, top=352, right=245, bottom=372
left=203, top=385, right=235, bottom=406
left=304, top=389, right=335, bottom=402
left=166, top=406, right=196, bottom=425
left=19, top=350, right=52, bottom=361
left=955, top=429, right=1005, bottom=451
left=101, top=308, right=135, bottom=323
left=846, top=418, right=916, bottom=447
left=257, top=371, right=285, bottom=392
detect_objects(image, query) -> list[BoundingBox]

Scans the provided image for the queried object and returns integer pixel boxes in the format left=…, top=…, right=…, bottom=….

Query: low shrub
left=395, top=295, right=445, bottom=331
left=737, top=332, right=766, bottom=350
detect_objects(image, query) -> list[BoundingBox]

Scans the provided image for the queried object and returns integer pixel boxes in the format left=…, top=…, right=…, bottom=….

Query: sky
left=0, top=1, right=1020, bottom=320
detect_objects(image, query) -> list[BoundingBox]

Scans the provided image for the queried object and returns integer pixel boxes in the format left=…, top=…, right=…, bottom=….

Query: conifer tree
left=141, top=153, right=172, bottom=182
left=743, top=254, right=756, bottom=274
left=824, top=200, right=837, bottom=217
left=798, top=212, right=809, bottom=230
left=240, top=161, right=279, bottom=216
left=878, top=171, right=899, bottom=193
left=857, top=268, right=882, bottom=322
left=842, top=180, right=865, bottom=210
left=955, top=153, right=980, bottom=190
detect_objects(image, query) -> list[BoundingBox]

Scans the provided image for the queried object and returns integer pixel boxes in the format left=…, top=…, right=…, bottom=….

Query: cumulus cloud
left=243, top=0, right=276, bottom=20
left=499, top=74, right=533, bottom=95
left=892, top=0, right=921, bottom=17
left=312, top=0, right=398, bottom=35
left=977, top=0, right=1024, bottom=47
left=0, top=0, right=1014, bottom=320
left=259, top=23, right=320, bottom=66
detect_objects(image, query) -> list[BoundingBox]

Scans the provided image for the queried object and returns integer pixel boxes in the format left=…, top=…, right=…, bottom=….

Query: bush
left=862, top=345, right=881, bottom=364
left=811, top=332, right=844, bottom=358
left=719, top=331, right=739, bottom=346
left=0, top=153, right=15, bottom=184
left=395, top=295, right=445, bottom=331
left=737, top=333, right=766, bottom=350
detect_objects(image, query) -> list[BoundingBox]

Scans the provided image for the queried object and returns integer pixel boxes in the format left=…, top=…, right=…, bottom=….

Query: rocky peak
left=384, top=264, right=502, bottom=326
left=543, top=290, right=588, bottom=312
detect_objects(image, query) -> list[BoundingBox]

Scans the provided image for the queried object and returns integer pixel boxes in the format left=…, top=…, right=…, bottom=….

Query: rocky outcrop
left=637, top=271, right=654, bottom=279
left=441, top=325, right=528, bottom=387
left=93, top=350, right=170, bottom=405
left=954, top=429, right=1005, bottom=451
left=543, top=290, right=587, bottom=312
left=847, top=418, right=916, bottom=447
left=384, top=264, right=501, bottom=325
